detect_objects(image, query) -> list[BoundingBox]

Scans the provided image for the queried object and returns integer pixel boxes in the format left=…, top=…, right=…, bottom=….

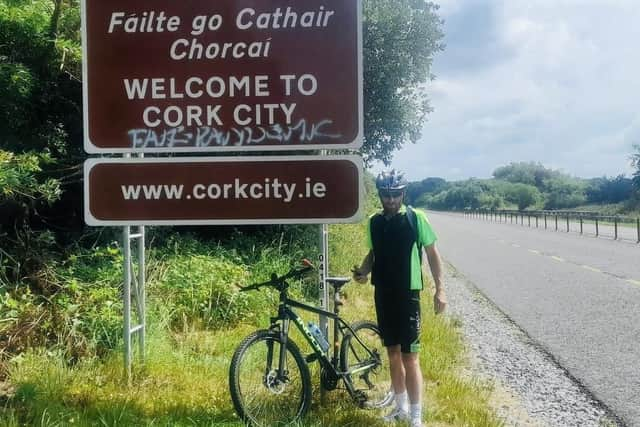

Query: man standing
left=352, top=170, right=446, bottom=427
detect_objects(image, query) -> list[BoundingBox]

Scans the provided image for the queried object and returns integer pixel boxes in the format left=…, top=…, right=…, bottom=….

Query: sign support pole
left=318, top=223, right=329, bottom=403
left=318, top=148, right=330, bottom=403
left=123, top=153, right=146, bottom=382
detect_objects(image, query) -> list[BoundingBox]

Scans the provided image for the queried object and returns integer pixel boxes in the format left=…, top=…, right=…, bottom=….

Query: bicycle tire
left=339, top=321, right=393, bottom=409
left=229, top=329, right=312, bottom=426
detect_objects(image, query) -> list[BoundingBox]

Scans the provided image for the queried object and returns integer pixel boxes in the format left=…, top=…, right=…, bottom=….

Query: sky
left=378, top=0, right=640, bottom=182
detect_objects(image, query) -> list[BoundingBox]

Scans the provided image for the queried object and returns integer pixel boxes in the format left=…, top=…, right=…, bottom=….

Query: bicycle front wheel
left=339, top=321, right=393, bottom=409
left=229, top=330, right=312, bottom=426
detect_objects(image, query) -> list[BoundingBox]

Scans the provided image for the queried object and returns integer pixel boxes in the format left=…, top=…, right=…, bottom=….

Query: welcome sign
left=82, top=0, right=363, bottom=153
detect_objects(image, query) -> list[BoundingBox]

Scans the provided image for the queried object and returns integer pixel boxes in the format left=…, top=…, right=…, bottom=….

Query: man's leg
left=382, top=345, right=409, bottom=421
left=403, top=291, right=423, bottom=426
left=403, top=352, right=423, bottom=426
left=387, top=345, right=405, bottom=394
left=402, top=352, right=422, bottom=403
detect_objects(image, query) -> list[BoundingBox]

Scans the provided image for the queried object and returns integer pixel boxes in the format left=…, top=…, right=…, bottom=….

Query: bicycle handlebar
left=238, top=261, right=315, bottom=293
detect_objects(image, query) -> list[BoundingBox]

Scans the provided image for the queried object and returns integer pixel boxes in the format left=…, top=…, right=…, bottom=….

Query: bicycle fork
left=265, top=318, right=290, bottom=387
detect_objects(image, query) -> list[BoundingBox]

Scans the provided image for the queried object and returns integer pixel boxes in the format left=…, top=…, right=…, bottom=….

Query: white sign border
left=81, top=0, right=364, bottom=154
left=84, top=155, right=364, bottom=226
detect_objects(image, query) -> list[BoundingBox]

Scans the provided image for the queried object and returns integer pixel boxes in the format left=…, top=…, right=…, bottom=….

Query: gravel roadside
left=442, top=261, right=623, bottom=427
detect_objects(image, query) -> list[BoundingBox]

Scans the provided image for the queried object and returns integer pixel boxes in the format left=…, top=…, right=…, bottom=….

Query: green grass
left=0, top=185, right=505, bottom=426
left=1, top=284, right=501, bottom=426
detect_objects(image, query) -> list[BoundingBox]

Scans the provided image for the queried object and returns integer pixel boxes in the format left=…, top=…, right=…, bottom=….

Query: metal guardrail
left=462, top=209, right=640, bottom=243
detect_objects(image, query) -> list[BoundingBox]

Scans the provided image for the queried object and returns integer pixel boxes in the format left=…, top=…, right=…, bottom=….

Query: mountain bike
left=228, top=260, right=393, bottom=426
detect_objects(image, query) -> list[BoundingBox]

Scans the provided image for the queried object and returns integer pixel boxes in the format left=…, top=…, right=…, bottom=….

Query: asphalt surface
left=427, top=211, right=640, bottom=426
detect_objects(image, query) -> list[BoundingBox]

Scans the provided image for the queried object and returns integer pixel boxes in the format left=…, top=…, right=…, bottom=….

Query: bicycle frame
left=269, top=288, right=381, bottom=398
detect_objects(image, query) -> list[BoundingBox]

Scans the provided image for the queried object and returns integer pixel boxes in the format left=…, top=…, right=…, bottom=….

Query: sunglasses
left=379, top=190, right=404, bottom=199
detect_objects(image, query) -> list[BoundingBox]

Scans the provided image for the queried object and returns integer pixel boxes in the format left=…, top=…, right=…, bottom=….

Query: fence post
left=595, top=218, right=599, bottom=237
left=544, top=214, right=547, bottom=229
left=528, top=215, right=531, bottom=227
left=580, top=216, right=583, bottom=234
left=614, top=217, right=618, bottom=240
left=555, top=215, right=558, bottom=231
left=566, top=215, right=569, bottom=232
left=637, top=218, right=639, bottom=243
left=536, top=215, right=539, bottom=228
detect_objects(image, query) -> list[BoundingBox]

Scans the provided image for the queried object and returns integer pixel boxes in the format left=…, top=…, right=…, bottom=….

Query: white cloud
left=386, top=0, right=640, bottom=181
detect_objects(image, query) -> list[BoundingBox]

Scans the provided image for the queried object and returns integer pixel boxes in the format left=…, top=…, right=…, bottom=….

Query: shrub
left=154, top=255, right=252, bottom=330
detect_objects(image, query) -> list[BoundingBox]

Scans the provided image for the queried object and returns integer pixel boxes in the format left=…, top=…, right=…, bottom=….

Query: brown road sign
left=84, top=156, right=363, bottom=225
left=81, top=0, right=362, bottom=153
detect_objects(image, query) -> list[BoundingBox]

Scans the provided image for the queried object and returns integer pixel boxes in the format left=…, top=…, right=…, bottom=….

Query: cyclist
left=352, top=169, right=446, bottom=427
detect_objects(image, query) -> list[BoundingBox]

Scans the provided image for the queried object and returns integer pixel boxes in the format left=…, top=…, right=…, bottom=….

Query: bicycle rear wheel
left=339, top=321, right=393, bottom=409
left=229, top=330, right=312, bottom=426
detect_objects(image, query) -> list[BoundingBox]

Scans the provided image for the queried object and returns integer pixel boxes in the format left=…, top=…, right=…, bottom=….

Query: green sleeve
left=415, top=209, right=437, bottom=247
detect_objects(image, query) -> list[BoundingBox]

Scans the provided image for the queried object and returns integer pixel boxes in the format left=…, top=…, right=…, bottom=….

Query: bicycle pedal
left=305, top=353, right=319, bottom=363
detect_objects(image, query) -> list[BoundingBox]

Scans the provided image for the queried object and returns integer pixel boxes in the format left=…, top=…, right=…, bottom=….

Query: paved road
left=427, top=211, right=640, bottom=426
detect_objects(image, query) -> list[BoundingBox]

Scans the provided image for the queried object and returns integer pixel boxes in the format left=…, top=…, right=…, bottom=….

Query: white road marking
left=551, top=256, right=565, bottom=263
left=581, top=265, right=602, bottom=273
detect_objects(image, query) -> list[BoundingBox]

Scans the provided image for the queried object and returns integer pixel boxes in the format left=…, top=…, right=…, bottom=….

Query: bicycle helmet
left=375, top=169, right=408, bottom=191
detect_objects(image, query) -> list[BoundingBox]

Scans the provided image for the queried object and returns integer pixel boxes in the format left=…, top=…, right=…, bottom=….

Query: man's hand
left=351, top=266, right=369, bottom=284
left=434, top=289, right=447, bottom=314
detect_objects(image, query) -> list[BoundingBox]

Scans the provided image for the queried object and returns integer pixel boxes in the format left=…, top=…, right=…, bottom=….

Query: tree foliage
left=405, top=177, right=448, bottom=205
left=541, top=176, right=586, bottom=209
left=0, top=0, right=82, bottom=157
left=585, top=176, right=633, bottom=204
left=631, top=144, right=640, bottom=192
left=408, top=162, right=638, bottom=212
left=503, top=183, right=541, bottom=211
left=424, top=179, right=503, bottom=211
left=362, top=0, right=444, bottom=164
left=492, top=161, right=558, bottom=187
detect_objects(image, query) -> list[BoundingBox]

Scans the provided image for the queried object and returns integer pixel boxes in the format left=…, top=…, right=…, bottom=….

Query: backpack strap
left=406, top=205, right=422, bottom=262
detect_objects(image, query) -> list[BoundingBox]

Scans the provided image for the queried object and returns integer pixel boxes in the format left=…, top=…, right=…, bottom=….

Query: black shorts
left=374, top=288, right=421, bottom=353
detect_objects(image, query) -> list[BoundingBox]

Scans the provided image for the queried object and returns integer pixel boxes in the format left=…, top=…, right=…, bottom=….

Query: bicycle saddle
left=326, top=277, right=351, bottom=290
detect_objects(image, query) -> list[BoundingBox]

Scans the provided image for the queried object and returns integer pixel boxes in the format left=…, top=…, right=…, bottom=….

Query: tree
left=0, top=0, right=82, bottom=157
left=492, top=162, right=557, bottom=189
left=631, top=144, right=640, bottom=192
left=405, top=177, right=448, bottom=205
left=422, top=179, right=502, bottom=210
left=362, top=0, right=445, bottom=164
left=504, top=183, right=541, bottom=211
left=542, top=176, right=586, bottom=209
left=586, top=176, right=633, bottom=204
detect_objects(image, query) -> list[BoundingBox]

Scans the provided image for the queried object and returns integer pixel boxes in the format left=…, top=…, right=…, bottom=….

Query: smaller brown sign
left=84, top=156, right=362, bottom=225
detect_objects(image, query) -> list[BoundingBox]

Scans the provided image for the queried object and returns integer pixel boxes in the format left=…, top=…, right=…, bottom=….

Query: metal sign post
left=318, top=223, right=329, bottom=402
left=122, top=154, right=146, bottom=382
left=123, top=224, right=146, bottom=382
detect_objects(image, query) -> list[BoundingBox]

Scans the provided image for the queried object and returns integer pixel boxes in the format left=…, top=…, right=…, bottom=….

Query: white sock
left=410, top=402, right=422, bottom=421
left=395, top=391, right=409, bottom=411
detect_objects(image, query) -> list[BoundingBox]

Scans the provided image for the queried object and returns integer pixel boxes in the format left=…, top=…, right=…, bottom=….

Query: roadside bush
left=155, top=255, right=252, bottom=330
left=0, top=244, right=123, bottom=362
